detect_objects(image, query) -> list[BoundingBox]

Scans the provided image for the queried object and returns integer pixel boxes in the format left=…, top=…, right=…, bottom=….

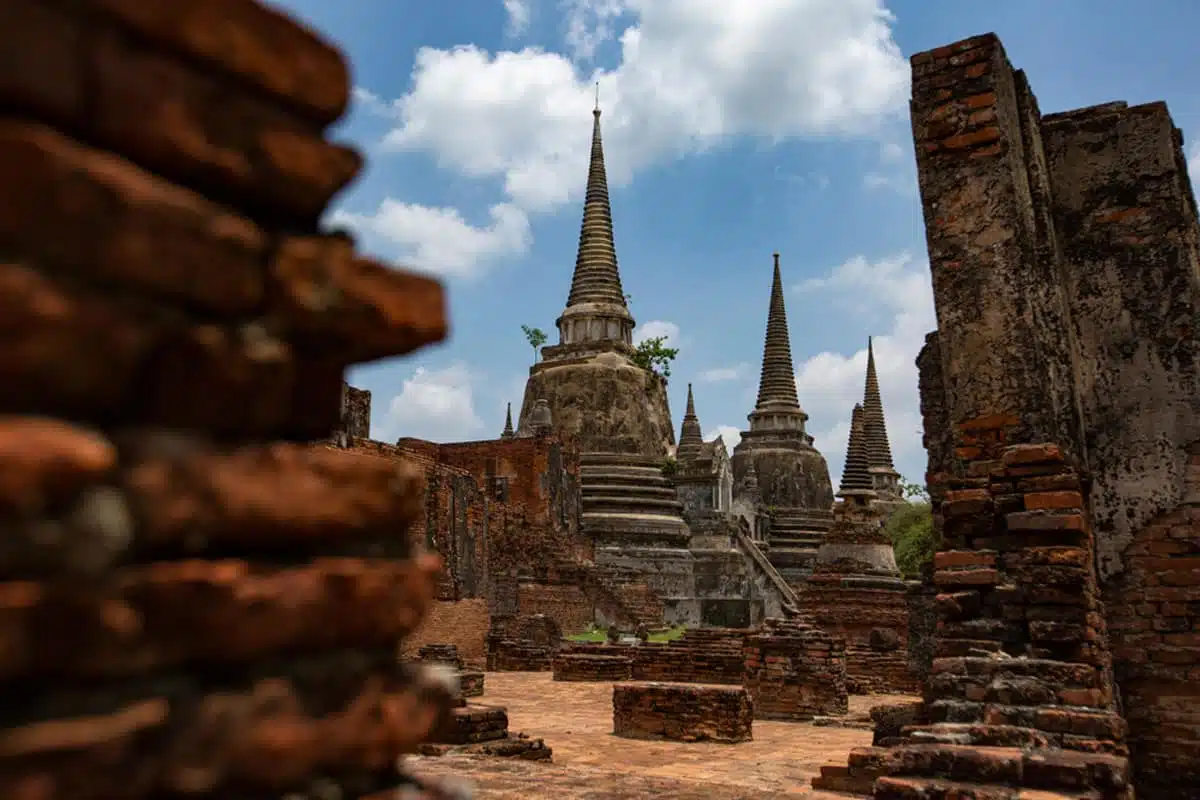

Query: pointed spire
left=839, top=404, right=874, bottom=494
left=753, top=253, right=803, bottom=412
left=861, top=337, right=895, bottom=470
left=677, top=383, right=703, bottom=461
left=501, top=402, right=515, bottom=439
left=564, top=100, right=627, bottom=309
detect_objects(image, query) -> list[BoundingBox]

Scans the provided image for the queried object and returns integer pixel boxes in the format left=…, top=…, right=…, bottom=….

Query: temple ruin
left=1, top=1, right=1193, bottom=796
left=731, top=254, right=839, bottom=583
left=812, top=32, right=1200, bottom=800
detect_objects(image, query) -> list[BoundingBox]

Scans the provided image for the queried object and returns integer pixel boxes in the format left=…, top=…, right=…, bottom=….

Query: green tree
left=887, top=477, right=938, bottom=579
left=631, top=336, right=679, bottom=378
left=521, top=325, right=548, bottom=361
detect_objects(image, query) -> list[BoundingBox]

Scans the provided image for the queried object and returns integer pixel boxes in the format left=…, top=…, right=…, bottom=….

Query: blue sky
left=271, top=0, right=1200, bottom=487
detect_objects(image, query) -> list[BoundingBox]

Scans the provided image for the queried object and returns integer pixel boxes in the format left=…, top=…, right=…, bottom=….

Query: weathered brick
left=85, top=0, right=350, bottom=125
left=1002, top=444, right=1065, bottom=466
left=0, top=664, right=453, bottom=797
left=0, top=418, right=116, bottom=517
left=0, top=263, right=154, bottom=419
left=270, top=236, right=449, bottom=362
left=0, top=552, right=442, bottom=679
left=1024, top=491, right=1084, bottom=511
left=934, top=568, right=1000, bottom=586
left=91, top=28, right=362, bottom=224
left=935, top=550, right=997, bottom=569
left=0, top=122, right=266, bottom=315
left=134, top=323, right=296, bottom=437
left=123, top=441, right=424, bottom=552
left=0, top=0, right=85, bottom=123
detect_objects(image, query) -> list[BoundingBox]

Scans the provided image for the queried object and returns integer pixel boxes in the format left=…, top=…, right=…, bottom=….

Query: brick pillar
left=1042, top=103, right=1200, bottom=580
left=911, top=34, right=1081, bottom=459
left=0, top=2, right=460, bottom=797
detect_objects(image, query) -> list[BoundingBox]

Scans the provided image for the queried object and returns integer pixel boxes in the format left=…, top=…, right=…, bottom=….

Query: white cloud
left=346, top=1, right=909, bottom=276
left=792, top=253, right=935, bottom=486
left=633, top=319, right=680, bottom=346
left=879, top=141, right=904, bottom=162
left=563, top=0, right=628, bottom=61
left=385, top=363, right=486, bottom=442
left=352, top=86, right=390, bottom=116
left=862, top=139, right=916, bottom=193
left=1189, top=140, right=1200, bottom=187
left=698, top=363, right=750, bottom=383
left=505, top=0, right=532, bottom=35
left=706, top=425, right=743, bottom=454
left=330, top=201, right=531, bottom=279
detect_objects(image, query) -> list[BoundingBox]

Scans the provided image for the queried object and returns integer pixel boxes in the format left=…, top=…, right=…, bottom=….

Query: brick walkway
left=408, top=672, right=916, bottom=798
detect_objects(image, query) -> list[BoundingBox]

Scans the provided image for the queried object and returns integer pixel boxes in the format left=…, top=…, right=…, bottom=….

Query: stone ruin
left=0, top=1, right=471, bottom=798
left=417, top=644, right=485, bottom=698
left=612, top=682, right=754, bottom=744
left=743, top=617, right=850, bottom=721
left=415, top=643, right=551, bottom=762
left=485, top=613, right=563, bottom=672
left=814, top=31, right=1199, bottom=800
left=800, top=404, right=918, bottom=695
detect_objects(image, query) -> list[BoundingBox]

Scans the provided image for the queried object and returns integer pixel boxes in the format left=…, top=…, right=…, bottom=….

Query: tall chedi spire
left=555, top=88, right=635, bottom=348
left=862, top=337, right=894, bottom=470
left=676, top=383, right=704, bottom=462
left=501, top=402, right=515, bottom=439
left=860, top=337, right=902, bottom=502
left=731, top=251, right=835, bottom=585
left=754, top=253, right=802, bottom=412
left=839, top=404, right=875, bottom=495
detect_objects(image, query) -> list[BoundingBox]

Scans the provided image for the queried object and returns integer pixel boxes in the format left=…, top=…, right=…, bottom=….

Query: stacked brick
left=424, top=704, right=552, bottom=762
left=0, top=1, right=461, bottom=798
left=416, top=643, right=484, bottom=698
left=486, top=614, right=563, bottom=671
left=552, top=652, right=633, bottom=681
left=612, top=683, right=753, bottom=743
left=1103, top=450, right=1200, bottom=797
left=860, top=445, right=1135, bottom=798
left=800, top=498, right=917, bottom=695
left=743, top=617, right=849, bottom=721
left=419, top=644, right=466, bottom=672
left=630, top=628, right=749, bottom=684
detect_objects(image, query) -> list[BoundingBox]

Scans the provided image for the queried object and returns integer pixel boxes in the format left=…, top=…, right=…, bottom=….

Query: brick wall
left=517, top=582, right=593, bottom=634
left=800, top=586, right=917, bottom=694
left=400, top=598, right=491, bottom=669
left=1105, top=489, right=1200, bottom=797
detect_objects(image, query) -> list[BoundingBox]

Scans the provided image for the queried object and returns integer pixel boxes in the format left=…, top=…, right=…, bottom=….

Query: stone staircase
left=580, top=454, right=690, bottom=532
left=764, top=506, right=834, bottom=581
left=730, top=515, right=803, bottom=616
left=545, top=556, right=664, bottom=627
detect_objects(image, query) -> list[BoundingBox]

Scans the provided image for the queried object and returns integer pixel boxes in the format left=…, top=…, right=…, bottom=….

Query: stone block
left=612, top=682, right=753, bottom=744
left=552, top=653, right=632, bottom=682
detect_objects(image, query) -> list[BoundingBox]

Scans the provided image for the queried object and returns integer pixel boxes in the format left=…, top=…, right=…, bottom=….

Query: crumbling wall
left=0, top=1, right=458, bottom=796
left=400, top=597, right=492, bottom=669
left=340, top=383, right=373, bottom=439
left=1103, top=455, right=1200, bottom=796
left=1041, top=103, right=1200, bottom=580
left=908, top=32, right=1198, bottom=799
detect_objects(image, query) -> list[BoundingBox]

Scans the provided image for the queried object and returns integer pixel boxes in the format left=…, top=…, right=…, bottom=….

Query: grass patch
left=565, top=624, right=687, bottom=643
